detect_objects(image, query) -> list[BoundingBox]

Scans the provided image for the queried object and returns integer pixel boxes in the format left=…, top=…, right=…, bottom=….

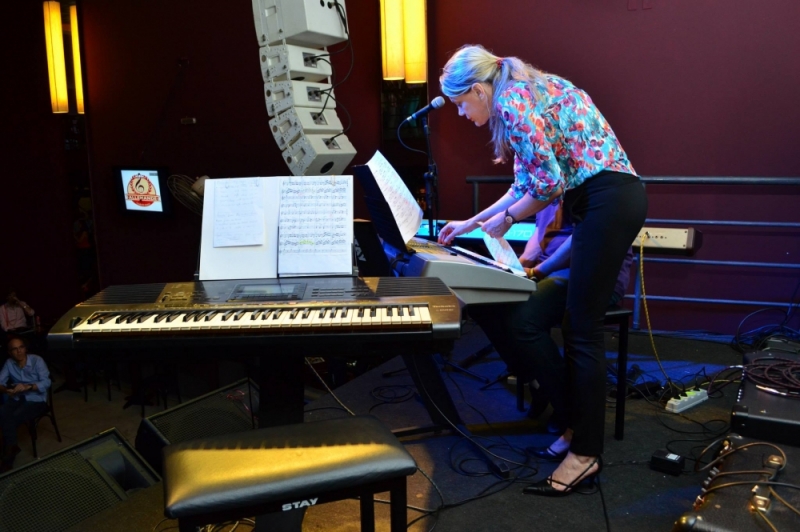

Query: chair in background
left=25, top=386, right=62, bottom=458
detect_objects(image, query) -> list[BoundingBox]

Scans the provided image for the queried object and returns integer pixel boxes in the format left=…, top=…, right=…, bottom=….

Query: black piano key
left=318, top=308, right=326, bottom=318
left=408, top=306, right=416, bottom=316
left=220, top=310, right=234, bottom=322
left=357, top=308, right=365, bottom=318
left=137, top=312, right=156, bottom=323
left=232, top=310, right=245, bottom=321
left=339, top=308, right=348, bottom=318
left=301, top=308, right=310, bottom=319
left=290, top=309, right=299, bottom=319
left=154, top=312, right=171, bottom=323
left=251, top=309, right=263, bottom=320
left=191, top=311, right=208, bottom=322
left=370, top=308, right=377, bottom=318
left=328, top=308, right=337, bottom=318
left=386, top=306, right=393, bottom=317
left=261, top=309, right=273, bottom=320
left=166, top=312, right=181, bottom=323
left=182, top=311, right=197, bottom=323
left=204, top=310, right=219, bottom=321
left=97, top=313, right=119, bottom=325
left=272, top=309, right=283, bottom=320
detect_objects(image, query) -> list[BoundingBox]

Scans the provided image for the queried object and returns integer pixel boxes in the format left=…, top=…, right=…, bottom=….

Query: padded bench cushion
left=163, top=415, right=417, bottom=519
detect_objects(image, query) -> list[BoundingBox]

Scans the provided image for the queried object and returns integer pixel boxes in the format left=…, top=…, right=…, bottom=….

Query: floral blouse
left=497, top=77, right=637, bottom=201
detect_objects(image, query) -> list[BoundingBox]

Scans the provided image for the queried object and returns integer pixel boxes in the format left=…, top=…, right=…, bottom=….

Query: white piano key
left=418, top=306, right=432, bottom=325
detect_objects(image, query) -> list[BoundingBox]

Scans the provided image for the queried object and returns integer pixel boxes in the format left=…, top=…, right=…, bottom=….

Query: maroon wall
left=426, top=0, right=800, bottom=335
left=5, top=1, right=799, bottom=335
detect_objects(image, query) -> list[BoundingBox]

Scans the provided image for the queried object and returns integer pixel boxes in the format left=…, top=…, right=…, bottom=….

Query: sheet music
left=482, top=232, right=526, bottom=273
left=213, top=178, right=265, bottom=247
left=365, top=151, right=423, bottom=242
left=278, top=176, right=354, bottom=276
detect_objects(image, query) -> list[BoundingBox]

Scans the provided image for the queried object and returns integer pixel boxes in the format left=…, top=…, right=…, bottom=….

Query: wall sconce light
left=43, top=1, right=85, bottom=114
left=70, top=4, right=85, bottom=114
left=380, top=0, right=427, bottom=84
left=43, top=1, right=69, bottom=113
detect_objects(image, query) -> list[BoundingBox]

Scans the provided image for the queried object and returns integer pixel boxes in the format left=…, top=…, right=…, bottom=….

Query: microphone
left=406, top=96, right=445, bottom=121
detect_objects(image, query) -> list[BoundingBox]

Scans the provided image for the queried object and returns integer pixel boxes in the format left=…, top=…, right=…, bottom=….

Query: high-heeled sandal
left=526, top=445, right=568, bottom=462
left=522, top=456, right=602, bottom=497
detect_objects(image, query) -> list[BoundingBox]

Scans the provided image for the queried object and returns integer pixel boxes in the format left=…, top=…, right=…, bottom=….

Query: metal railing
left=466, top=176, right=800, bottom=329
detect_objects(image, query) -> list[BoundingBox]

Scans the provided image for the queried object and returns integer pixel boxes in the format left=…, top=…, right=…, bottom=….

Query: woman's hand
left=481, top=211, right=511, bottom=239
left=438, top=220, right=476, bottom=245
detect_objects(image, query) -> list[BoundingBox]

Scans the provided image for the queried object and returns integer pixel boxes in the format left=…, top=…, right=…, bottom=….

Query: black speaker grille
left=0, top=451, right=121, bottom=532
left=82, top=283, right=166, bottom=305
left=375, top=277, right=452, bottom=297
left=150, top=392, right=256, bottom=444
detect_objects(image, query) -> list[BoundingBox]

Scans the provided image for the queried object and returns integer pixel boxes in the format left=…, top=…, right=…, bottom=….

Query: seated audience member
left=468, top=198, right=633, bottom=442
left=0, top=291, right=35, bottom=333
left=0, top=335, right=51, bottom=472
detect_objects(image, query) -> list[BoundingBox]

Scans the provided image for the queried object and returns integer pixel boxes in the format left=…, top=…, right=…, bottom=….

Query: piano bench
left=516, top=306, right=633, bottom=441
left=162, top=415, right=417, bottom=532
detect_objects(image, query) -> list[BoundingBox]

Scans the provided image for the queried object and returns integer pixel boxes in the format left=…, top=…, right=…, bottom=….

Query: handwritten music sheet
left=278, top=175, right=354, bottom=276
left=213, top=178, right=265, bottom=247
left=200, top=177, right=279, bottom=281
left=365, top=151, right=423, bottom=243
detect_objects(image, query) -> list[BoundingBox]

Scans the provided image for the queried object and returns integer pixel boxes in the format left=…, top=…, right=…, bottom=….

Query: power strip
left=633, top=227, right=701, bottom=255
left=665, top=389, right=708, bottom=413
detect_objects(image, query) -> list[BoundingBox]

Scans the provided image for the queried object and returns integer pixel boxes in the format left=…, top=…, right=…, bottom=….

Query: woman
left=438, top=45, right=647, bottom=496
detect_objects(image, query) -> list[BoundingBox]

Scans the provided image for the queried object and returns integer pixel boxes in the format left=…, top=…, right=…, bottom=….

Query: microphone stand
left=421, top=115, right=438, bottom=239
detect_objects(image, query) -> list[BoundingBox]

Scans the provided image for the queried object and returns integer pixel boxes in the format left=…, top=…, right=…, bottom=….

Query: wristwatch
left=504, top=208, right=518, bottom=225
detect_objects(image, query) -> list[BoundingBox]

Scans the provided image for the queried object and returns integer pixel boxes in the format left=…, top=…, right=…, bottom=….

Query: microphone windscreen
left=431, top=96, right=445, bottom=109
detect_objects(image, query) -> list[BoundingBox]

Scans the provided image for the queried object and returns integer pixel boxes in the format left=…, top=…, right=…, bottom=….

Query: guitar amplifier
left=672, top=433, right=800, bottom=531
left=730, top=351, right=800, bottom=446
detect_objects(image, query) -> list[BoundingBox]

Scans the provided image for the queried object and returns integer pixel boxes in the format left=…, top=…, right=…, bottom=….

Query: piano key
left=340, top=308, right=353, bottom=327
left=418, top=306, right=432, bottom=325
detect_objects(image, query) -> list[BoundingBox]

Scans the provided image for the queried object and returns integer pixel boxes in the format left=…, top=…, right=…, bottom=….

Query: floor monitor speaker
left=0, top=428, right=159, bottom=532
left=135, top=378, right=259, bottom=474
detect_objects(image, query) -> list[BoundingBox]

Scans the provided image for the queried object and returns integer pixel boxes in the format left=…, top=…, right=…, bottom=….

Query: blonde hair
left=439, top=45, right=549, bottom=163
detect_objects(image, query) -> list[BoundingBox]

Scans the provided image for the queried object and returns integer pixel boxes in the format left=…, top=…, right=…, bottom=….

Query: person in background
left=438, top=44, right=647, bottom=496
left=0, top=291, right=34, bottom=334
left=0, top=335, right=51, bottom=472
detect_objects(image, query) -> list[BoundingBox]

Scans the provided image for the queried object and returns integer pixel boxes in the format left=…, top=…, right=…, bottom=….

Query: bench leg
left=389, top=477, right=408, bottom=532
left=615, top=319, right=629, bottom=440
left=360, top=491, right=375, bottom=532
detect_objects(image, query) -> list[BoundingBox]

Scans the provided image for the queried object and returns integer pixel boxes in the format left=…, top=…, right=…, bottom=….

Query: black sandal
left=523, top=456, right=602, bottom=497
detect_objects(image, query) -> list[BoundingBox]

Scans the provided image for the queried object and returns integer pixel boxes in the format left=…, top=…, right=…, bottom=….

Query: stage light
left=381, top=0, right=427, bottom=83
left=43, top=1, right=68, bottom=113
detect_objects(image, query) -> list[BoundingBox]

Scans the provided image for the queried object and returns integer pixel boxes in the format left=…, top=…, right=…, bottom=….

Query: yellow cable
left=638, top=234, right=682, bottom=399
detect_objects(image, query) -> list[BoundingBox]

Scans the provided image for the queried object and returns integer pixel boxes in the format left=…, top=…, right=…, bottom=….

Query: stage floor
left=6, top=323, right=777, bottom=532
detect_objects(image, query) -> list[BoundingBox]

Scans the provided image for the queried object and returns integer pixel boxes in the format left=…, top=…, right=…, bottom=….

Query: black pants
left=468, top=273, right=570, bottom=426
left=562, top=171, right=647, bottom=456
left=0, top=397, right=47, bottom=448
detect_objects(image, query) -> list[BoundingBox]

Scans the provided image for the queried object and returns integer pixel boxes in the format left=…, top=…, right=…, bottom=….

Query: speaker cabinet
left=135, top=378, right=259, bottom=474
left=0, top=428, right=159, bottom=532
